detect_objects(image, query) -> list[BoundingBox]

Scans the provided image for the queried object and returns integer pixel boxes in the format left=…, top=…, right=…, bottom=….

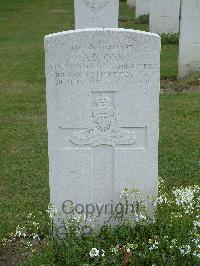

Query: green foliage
left=119, top=16, right=134, bottom=23
left=161, top=33, right=179, bottom=45
left=3, top=182, right=199, bottom=265
left=135, top=15, right=149, bottom=25
left=161, top=45, right=179, bottom=78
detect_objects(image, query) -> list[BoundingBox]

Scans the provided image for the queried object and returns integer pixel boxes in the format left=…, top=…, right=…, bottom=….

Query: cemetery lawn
left=0, top=0, right=200, bottom=264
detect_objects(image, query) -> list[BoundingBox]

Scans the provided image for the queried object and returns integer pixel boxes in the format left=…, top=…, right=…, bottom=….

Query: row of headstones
left=127, top=0, right=200, bottom=79
left=76, top=0, right=184, bottom=35
left=44, top=0, right=199, bottom=227
left=75, top=0, right=200, bottom=79
left=75, top=0, right=178, bottom=34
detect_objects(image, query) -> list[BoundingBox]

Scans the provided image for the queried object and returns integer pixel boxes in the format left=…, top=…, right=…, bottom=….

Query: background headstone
left=127, top=0, right=136, bottom=8
left=149, top=0, right=180, bottom=34
left=74, top=0, right=119, bottom=29
left=45, top=29, right=160, bottom=225
left=178, top=0, right=200, bottom=79
left=136, top=0, right=150, bottom=18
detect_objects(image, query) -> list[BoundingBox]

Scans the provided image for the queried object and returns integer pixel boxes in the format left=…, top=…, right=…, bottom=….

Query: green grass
left=161, top=45, right=179, bottom=78
left=159, top=94, right=200, bottom=189
left=0, top=0, right=200, bottom=258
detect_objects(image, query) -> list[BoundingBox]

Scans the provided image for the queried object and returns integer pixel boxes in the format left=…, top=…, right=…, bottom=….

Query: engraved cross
left=59, top=92, right=146, bottom=204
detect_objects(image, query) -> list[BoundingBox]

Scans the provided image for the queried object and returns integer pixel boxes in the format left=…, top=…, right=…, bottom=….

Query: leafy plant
left=135, top=15, right=149, bottom=24
left=160, top=33, right=179, bottom=45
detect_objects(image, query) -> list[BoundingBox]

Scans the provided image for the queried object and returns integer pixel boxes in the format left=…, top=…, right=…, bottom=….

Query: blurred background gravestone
left=136, top=0, right=150, bottom=18
left=127, top=0, right=136, bottom=8
left=178, top=0, right=200, bottom=79
left=149, top=0, right=180, bottom=34
left=74, top=0, right=119, bottom=29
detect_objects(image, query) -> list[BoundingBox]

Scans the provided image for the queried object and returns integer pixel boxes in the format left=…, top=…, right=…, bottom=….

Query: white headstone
left=127, top=0, right=136, bottom=8
left=45, top=29, right=160, bottom=226
left=74, top=0, right=119, bottom=29
left=149, top=0, right=180, bottom=34
left=136, top=0, right=150, bottom=18
left=178, top=0, right=200, bottom=79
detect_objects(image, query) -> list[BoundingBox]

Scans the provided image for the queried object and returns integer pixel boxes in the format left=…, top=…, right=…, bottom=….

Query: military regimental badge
left=70, top=94, right=136, bottom=146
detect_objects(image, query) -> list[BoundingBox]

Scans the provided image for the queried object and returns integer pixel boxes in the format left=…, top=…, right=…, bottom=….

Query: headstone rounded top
left=45, top=28, right=160, bottom=41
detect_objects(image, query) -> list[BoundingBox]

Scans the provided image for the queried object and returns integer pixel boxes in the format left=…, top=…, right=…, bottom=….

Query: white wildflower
left=127, top=243, right=138, bottom=250
left=120, top=188, right=129, bottom=199
left=135, top=201, right=147, bottom=222
left=32, top=221, right=40, bottom=227
left=179, top=245, right=191, bottom=256
left=46, top=204, right=58, bottom=219
left=170, top=212, right=183, bottom=219
left=171, top=239, right=177, bottom=245
left=169, top=239, right=177, bottom=249
left=120, top=188, right=139, bottom=200
left=15, top=225, right=25, bottom=238
left=89, top=248, right=99, bottom=258
left=173, top=187, right=194, bottom=206
left=158, top=177, right=165, bottom=190
left=73, top=212, right=86, bottom=224
left=191, top=238, right=199, bottom=245
left=193, top=221, right=200, bottom=227
left=149, top=240, right=159, bottom=251
left=135, top=213, right=147, bottom=222
left=101, top=249, right=105, bottom=257
left=26, top=241, right=33, bottom=247
left=130, top=188, right=140, bottom=198
left=193, top=251, right=200, bottom=258
left=32, top=233, right=40, bottom=240
left=27, top=213, right=32, bottom=219
left=153, top=195, right=168, bottom=206
left=110, top=246, right=118, bottom=254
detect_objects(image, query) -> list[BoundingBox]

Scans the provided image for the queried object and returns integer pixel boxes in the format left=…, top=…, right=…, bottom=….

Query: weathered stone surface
left=178, top=0, right=200, bottom=79
left=136, top=0, right=150, bottom=18
left=127, top=0, right=136, bottom=8
left=149, top=0, right=180, bottom=34
left=74, top=0, right=119, bottom=29
left=45, top=29, right=160, bottom=225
